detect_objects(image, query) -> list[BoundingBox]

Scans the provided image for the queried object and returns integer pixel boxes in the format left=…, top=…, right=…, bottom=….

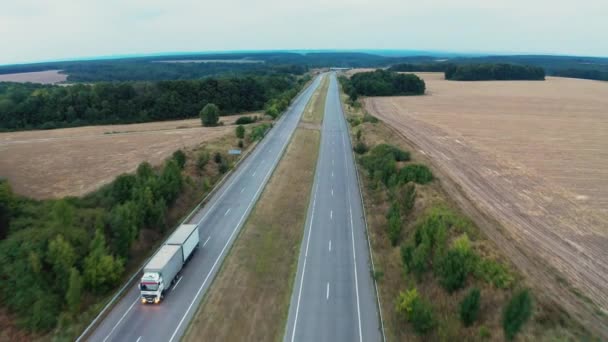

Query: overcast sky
left=1, top=0, right=606, bottom=65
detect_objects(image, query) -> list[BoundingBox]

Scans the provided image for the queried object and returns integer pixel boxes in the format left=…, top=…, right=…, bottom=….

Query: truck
left=139, top=224, right=200, bottom=304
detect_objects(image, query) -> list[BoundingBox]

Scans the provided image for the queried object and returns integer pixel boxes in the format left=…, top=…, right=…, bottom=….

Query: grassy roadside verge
left=338, top=86, right=594, bottom=340
left=182, top=80, right=325, bottom=341
left=302, top=74, right=328, bottom=124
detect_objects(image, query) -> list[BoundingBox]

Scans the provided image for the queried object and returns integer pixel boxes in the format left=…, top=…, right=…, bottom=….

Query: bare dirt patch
left=183, top=128, right=320, bottom=341
left=0, top=114, right=259, bottom=199
left=364, top=73, right=608, bottom=336
left=0, top=70, right=67, bottom=84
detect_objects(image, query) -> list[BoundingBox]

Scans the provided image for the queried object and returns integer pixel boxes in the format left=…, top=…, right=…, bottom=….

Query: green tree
left=460, top=287, right=481, bottom=326
left=46, top=235, right=76, bottom=290
left=200, top=103, right=220, bottom=126
left=196, top=151, right=210, bottom=174
left=0, top=180, right=14, bottom=239
left=109, top=201, right=138, bottom=257
left=503, top=290, right=533, bottom=340
left=66, top=267, right=83, bottom=314
left=159, top=159, right=183, bottom=204
left=83, top=229, right=124, bottom=293
left=172, top=149, right=187, bottom=169
left=236, top=124, right=245, bottom=139
left=410, top=297, right=436, bottom=334
left=436, top=248, right=470, bottom=292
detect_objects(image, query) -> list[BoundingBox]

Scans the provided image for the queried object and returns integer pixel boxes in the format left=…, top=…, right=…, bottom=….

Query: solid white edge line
left=102, top=298, right=139, bottom=342
left=339, top=79, right=363, bottom=342
left=168, top=76, right=322, bottom=342
left=336, top=73, right=386, bottom=341
left=93, top=74, right=322, bottom=342
left=290, top=180, right=319, bottom=342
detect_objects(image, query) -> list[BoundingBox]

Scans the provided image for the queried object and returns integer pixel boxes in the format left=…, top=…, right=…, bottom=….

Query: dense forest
left=389, top=63, right=454, bottom=72
left=0, top=155, right=185, bottom=332
left=552, top=69, right=608, bottom=81
left=1, top=52, right=606, bottom=82
left=444, top=63, right=545, bottom=81
left=0, top=74, right=308, bottom=131
left=339, top=70, right=425, bottom=101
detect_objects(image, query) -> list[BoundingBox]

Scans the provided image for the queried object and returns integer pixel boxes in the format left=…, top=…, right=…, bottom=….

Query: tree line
left=0, top=152, right=186, bottom=332
left=389, top=63, right=454, bottom=72
left=444, top=63, right=545, bottom=81
left=552, top=68, right=608, bottom=81
left=0, top=74, right=306, bottom=131
left=339, top=70, right=425, bottom=102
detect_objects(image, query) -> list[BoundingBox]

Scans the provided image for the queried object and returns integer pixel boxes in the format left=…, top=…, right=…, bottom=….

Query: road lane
left=86, top=74, right=323, bottom=342
left=284, top=73, right=382, bottom=342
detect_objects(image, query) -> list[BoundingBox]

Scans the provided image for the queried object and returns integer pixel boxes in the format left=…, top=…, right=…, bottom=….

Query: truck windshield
left=140, top=282, right=159, bottom=291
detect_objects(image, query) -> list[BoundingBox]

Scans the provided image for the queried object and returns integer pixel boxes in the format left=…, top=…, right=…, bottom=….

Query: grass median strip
left=183, top=78, right=327, bottom=340
left=302, top=74, right=328, bottom=124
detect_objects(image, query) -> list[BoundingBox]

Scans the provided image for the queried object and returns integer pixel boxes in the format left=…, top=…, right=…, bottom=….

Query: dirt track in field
left=0, top=70, right=67, bottom=84
left=364, top=73, right=608, bottom=336
left=0, top=115, right=255, bottom=199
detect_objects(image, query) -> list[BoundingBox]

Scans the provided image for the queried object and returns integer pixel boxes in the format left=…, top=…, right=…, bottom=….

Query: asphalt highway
left=283, top=73, right=382, bottom=342
left=86, top=74, right=322, bottom=342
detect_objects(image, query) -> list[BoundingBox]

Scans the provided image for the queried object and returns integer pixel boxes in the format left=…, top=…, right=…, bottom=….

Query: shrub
left=238, top=140, right=244, bottom=148
left=396, top=182, right=416, bottom=216
left=356, top=129, right=362, bottom=141
left=172, top=149, right=186, bottom=170
left=196, top=151, right=210, bottom=173
left=200, top=103, right=220, bottom=127
left=479, top=325, right=491, bottom=339
left=235, top=125, right=245, bottom=139
left=353, top=141, right=368, bottom=154
left=363, top=113, right=379, bottom=123
left=214, top=152, right=222, bottom=164
left=399, top=164, right=433, bottom=184
left=435, top=248, right=471, bottom=292
left=218, top=160, right=230, bottom=174
left=474, top=258, right=514, bottom=289
left=460, top=288, right=481, bottom=326
left=396, top=288, right=419, bottom=320
left=411, top=297, right=436, bottom=334
left=251, top=123, right=271, bottom=140
left=235, top=116, right=254, bottom=125
left=503, top=290, right=533, bottom=340
left=386, top=202, right=401, bottom=246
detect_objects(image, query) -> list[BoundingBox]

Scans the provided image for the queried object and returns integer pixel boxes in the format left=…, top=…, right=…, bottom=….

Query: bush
left=386, top=202, right=401, bottom=246
left=353, top=141, right=368, bottom=154
left=398, top=164, right=433, bottom=184
left=214, top=152, right=222, bottom=164
left=251, top=123, right=272, bottom=140
left=503, top=290, right=533, bottom=340
left=200, top=103, right=220, bottom=127
left=435, top=248, right=471, bottom=292
left=218, top=160, right=230, bottom=174
left=363, top=113, right=379, bottom=123
left=473, top=258, right=514, bottom=289
left=235, top=116, right=254, bottom=125
left=395, top=182, right=416, bottom=216
left=460, top=288, right=481, bottom=326
left=235, top=124, right=245, bottom=139
left=356, top=129, right=362, bottom=141
left=396, top=288, right=419, bottom=320
left=238, top=140, right=244, bottom=148
left=411, top=297, right=436, bottom=334
left=172, top=150, right=187, bottom=170
left=196, top=151, right=210, bottom=173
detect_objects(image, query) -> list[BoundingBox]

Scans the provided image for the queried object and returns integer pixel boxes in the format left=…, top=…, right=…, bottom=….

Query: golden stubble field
left=364, top=73, right=608, bottom=331
left=0, top=114, right=255, bottom=199
left=0, top=70, right=68, bottom=84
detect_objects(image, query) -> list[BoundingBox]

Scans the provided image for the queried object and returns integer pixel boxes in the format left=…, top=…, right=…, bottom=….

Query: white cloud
left=0, top=0, right=606, bottom=64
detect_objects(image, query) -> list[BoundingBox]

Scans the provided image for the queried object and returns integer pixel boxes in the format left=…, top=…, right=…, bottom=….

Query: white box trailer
left=140, top=244, right=182, bottom=304
left=167, top=224, right=200, bottom=262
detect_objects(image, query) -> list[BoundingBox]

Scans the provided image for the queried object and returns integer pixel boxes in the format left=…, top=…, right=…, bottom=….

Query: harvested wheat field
left=0, top=114, right=256, bottom=199
left=364, top=73, right=608, bottom=335
left=0, top=70, right=68, bottom=84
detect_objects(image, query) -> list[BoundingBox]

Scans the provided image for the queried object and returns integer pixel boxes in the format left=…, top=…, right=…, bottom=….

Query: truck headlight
left=141, top=298, right=146, bottom=304
left=154, top=297, right=160, bottom=304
